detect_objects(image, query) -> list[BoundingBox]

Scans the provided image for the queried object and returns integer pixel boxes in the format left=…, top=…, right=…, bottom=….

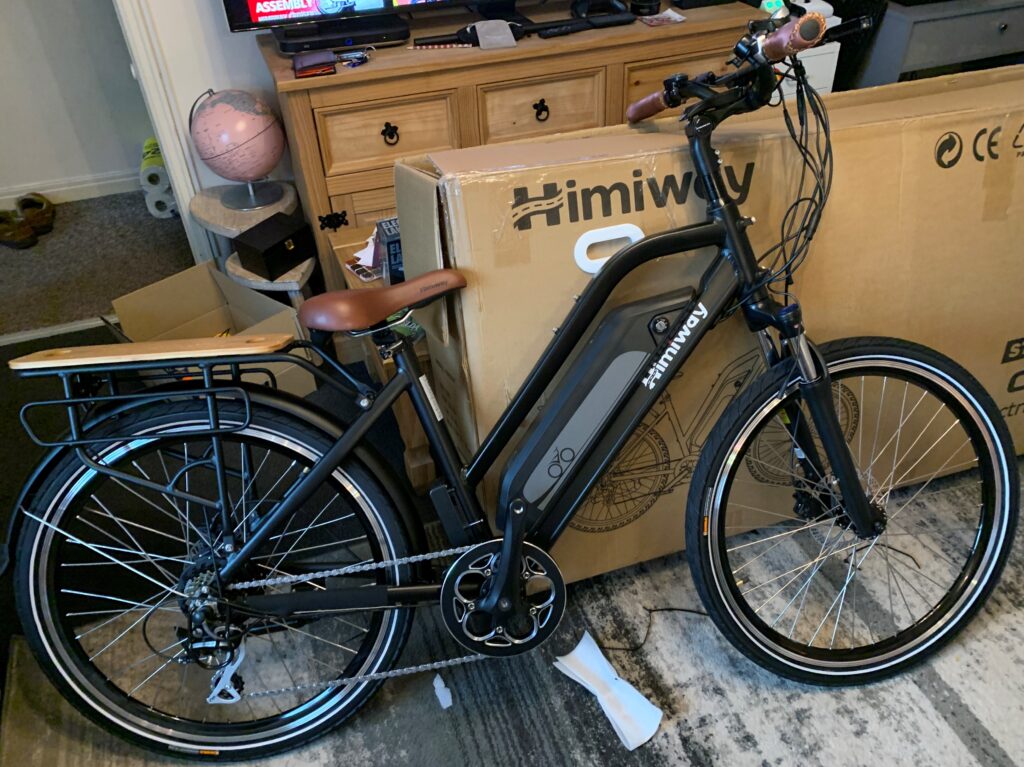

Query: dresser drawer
left=330, top=189, right=397, bottom=228
left=904, top=6, right=1024, bottom=72
left=316, top=93, right=459, bottom=176
left=477, top=69, right=605, bottom=143
left=624, top=53, right=731, bottom=118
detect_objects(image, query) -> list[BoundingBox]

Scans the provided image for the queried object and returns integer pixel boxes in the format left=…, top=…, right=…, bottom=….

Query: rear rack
left=15, top=341, right=377, bottom=516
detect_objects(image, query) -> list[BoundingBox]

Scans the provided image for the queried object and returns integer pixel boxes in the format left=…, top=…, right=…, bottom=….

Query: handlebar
left=625, top=11, right=828, bottom=124
left=625, top=91, right=670, bottom=124
left=762, top=12, right=827, bottom=62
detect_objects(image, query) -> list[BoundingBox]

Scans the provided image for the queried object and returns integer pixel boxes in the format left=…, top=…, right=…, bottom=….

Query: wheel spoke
left=707, top=353, right=1005, bottom=663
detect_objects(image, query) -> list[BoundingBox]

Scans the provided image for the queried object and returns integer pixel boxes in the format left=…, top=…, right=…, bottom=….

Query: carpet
left=2, top=464, right=1022, bottom=766
left=0, top=191, right=193, bottom=334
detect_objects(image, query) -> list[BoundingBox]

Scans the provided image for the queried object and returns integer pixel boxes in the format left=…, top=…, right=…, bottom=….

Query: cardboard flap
left=112, top=262, right=225, bottom=341
left=396, top=161, right=452, bottom=344
left=211, top=268, right=295, bottom=322
left=427, top=134, right=683, bottom=177
left=147, top=307, right=236, bottom=341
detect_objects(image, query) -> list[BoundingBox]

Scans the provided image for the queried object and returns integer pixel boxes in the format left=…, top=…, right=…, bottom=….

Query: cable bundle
left=756, top=59, right=834, bottom=301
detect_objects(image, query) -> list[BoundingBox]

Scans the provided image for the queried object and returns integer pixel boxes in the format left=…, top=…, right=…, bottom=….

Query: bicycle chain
left=223, top=543, right=486, bottom=699
left=225, top=544, right=475, bottom=590
left=245, top=654, right=487, bottom=700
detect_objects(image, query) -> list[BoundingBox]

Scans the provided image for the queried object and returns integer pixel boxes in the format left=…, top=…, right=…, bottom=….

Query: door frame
left=112, top=0, right=217, bottom=264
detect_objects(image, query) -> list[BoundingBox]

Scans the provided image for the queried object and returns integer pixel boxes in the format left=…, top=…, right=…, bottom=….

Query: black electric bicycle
left=5, top=11, right=1018, bottom=760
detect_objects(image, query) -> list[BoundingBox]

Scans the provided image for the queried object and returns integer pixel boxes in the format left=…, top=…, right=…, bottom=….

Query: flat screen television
left=223, top=0, right=535, bottom=50
left=223, top=0, right=413, bottom=32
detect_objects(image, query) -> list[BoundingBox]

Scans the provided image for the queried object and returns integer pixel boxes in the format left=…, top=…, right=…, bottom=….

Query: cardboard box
left=112, top=262, right=315, bottom=398
left=396, top=66, right=1024, bottom=582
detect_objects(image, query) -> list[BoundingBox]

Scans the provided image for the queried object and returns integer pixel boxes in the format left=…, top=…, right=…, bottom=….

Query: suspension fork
left=776, top=305, right=885, bottom=538
left=754, top=329, right=830, bottom=488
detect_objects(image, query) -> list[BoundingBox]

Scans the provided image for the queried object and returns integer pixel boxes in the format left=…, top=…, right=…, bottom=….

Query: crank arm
left=235, top=584, right=440, bottom=618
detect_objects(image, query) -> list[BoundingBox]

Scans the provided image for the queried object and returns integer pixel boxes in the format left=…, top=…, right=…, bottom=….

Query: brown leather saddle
left=299, top=268, right=466, bottom=333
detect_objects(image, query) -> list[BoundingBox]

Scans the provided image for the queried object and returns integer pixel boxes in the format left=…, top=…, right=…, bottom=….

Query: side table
left=224, top=253, right=317, bottom=329
left=191, top=181, right=314, bottom=336
left=189, top=183, right=298, bottom=239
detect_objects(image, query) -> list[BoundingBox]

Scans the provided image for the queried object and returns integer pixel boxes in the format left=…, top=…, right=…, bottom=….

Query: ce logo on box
left=935, top=124, right=1024, bottom=168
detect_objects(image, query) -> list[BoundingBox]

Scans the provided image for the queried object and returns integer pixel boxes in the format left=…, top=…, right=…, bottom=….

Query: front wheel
left=685, top=337, right=1018, bottom=684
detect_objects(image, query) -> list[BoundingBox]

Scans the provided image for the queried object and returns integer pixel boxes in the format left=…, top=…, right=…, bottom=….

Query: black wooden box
left=232, top=213, right=316, bottom=281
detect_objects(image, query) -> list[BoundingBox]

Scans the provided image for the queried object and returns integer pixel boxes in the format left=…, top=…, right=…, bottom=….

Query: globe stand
left=220, top=181, right=286, bottom=212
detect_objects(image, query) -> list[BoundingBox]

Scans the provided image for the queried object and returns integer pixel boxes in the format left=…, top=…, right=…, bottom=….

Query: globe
left=188, top=89, right=289, bottom=211
left=190, top=89, right=286, bottom=183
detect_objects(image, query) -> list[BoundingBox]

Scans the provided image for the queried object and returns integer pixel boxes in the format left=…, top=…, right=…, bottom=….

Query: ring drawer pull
left=381, top=122, right=400, bottom=146
left=533, top=99, right=550, bottom=122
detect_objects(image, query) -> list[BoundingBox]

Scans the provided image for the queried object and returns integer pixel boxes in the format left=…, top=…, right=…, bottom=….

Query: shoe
left=0, top=210, right=37, bottom=249
left=15, top=193, right=55, bottom=235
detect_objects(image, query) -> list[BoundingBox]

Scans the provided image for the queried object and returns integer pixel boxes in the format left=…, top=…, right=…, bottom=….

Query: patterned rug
left=3, top=463, right=1022, bottom=766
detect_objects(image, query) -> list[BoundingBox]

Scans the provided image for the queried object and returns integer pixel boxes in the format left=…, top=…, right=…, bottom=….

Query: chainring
left=440, top=539, right=565, bottom=658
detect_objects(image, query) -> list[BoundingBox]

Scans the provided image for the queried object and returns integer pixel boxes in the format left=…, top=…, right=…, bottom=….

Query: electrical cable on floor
left=597, top=606, right=709, bottom=653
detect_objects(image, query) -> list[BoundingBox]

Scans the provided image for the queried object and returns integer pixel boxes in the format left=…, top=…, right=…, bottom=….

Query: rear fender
left=1, top=382, right=426, bottom=577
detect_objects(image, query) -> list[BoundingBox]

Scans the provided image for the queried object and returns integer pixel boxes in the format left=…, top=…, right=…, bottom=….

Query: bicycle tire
left=685, top=337, right=1018, bottom=684
left=14, top=398, right=416, bottom=760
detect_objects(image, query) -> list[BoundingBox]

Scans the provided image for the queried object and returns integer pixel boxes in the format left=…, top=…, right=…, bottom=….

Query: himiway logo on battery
left=510, top=163, right=755, bottom=231
left=641, top=302, right=709, bottom=390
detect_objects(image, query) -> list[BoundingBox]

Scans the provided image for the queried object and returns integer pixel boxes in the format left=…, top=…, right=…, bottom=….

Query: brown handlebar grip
left=762, top=12, right=827, bottom=62
left=626, top=91, right=669, bottom=124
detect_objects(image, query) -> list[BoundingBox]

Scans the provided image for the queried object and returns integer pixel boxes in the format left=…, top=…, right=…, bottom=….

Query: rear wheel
left=15, top=399, right=415, bottom=759
left=685, top=337, right=1018, bottom=684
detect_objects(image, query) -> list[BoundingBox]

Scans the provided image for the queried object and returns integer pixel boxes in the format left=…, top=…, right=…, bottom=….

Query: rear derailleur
left=178, top=566, right=247, bottom=704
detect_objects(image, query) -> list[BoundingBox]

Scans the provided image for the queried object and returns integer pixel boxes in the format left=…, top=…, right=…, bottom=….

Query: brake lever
left=822, top=16, right=873, bottom=43
left=662, top=73, right=718, bottom=108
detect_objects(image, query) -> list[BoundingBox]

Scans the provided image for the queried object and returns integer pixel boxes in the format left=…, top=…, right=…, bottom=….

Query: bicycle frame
left=8, top=102, right=879, bottom=616
left=230, top=109, right=883, bottom=623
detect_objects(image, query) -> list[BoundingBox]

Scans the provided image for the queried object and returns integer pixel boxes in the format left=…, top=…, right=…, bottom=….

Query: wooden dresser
left=257, top=1, right=754, bottom=290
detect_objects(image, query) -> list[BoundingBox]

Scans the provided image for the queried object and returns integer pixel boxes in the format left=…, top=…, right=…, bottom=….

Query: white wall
left=0, top=0, right=155, bottom=206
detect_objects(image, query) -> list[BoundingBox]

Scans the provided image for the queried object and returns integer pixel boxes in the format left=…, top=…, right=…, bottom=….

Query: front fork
left=755, top=303, right=885, bottom=539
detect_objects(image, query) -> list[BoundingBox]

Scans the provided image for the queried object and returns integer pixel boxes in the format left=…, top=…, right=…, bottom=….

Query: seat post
left=309, top=329, right=339, bottom=365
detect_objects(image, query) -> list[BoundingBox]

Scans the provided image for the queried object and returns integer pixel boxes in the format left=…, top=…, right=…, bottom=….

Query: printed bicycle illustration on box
left=572, top=349, right=860, bottom=532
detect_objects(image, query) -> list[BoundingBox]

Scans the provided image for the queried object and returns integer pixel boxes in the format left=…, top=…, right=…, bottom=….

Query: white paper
left=473, top=20, right=518, bottom=50
left=553, top=632, right=662, bottom=751
left=355, top=234, right=376, bottom=267
left=433, top=674, right=453, bottom=709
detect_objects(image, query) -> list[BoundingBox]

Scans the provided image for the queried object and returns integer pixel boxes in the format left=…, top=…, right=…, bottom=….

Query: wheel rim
left=27, top=418, right=404, bottom=752
left=705, top=355, right=1010, bottom=673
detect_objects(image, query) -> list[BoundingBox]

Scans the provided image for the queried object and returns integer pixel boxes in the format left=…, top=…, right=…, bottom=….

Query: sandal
left=0, top=210, right=37, bottom=249
left=15, top=193, right=55, bottom=235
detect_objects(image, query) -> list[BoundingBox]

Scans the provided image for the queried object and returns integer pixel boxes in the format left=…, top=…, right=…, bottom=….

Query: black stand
left=272, top=16, right=410, bottom=54
left=476, top=0, right=534, bottom=25
left=571, top=0, right=627, bottom=17
left=413, top=0, right=634, bottom=46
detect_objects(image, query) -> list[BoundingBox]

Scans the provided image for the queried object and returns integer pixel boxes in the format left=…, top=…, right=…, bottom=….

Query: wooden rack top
left=9, top=334, right=295, bottom=371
